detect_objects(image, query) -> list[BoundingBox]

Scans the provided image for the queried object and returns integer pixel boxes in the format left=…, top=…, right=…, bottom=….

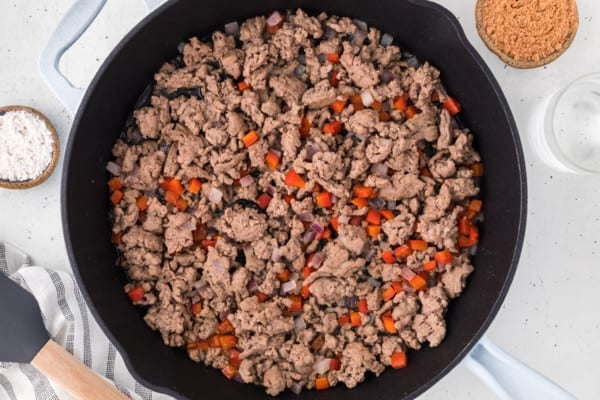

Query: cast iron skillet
left=61, top=0, right=527, bottom=398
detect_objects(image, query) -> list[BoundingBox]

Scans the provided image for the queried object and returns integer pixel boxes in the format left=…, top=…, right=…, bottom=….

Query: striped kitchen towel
left=0, top=242, right=173, bottom=400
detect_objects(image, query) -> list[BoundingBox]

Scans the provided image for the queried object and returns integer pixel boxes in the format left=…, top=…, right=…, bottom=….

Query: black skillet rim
left=61, top=0, right=528, bottom=398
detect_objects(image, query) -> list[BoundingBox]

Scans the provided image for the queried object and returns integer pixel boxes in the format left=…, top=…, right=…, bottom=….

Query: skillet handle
left=39, top=0, right=108, bottom=114
left=464, top=336, right=576, bottom=400
left=39, top=0, right=169, bottom=115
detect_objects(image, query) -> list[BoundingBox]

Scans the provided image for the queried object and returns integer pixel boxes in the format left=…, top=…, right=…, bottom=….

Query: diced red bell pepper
left=316, top=191, right=333, bottom=208
left=351, top=197, right=369, bottom=209
left=472, top=163, right=484, bottom=177
left=301, top=284, right=311, bottom=299
left=409, top=239, right=428, bottom=251
left=350, top=312, right=362, bottom=327
left=164, top=190, right=179, bottom=206
left=382, top=286, right=396, bottom=302
left=382, top=250, right=395, bottom=264
left=409, top=274, right=427, bottom=291
left=238, top=81, right=250, bottom=92
left=300, top=116, right=311, bottom=138
left=111, top=190, right=124, bottom=205
left=242, top=130, right=259, bottom=147
left=442, top=97, right=461, bottom=116
left=218, top=335, right=238, bottom=350
left=330, top=99, right=347, bottom=114
left=265, top=151, right=280, bottom=170
left=330, top=70, right=339, bottom=87
left=353, top=185, right=376, bottom=199
left=256, top=292, right=269, bottom=303
left=323, top=120, right=342, bottom=135
left=315, top=376, right=330, bottom=391
left=391, top=281, right=403, bottom=294
left=175, top=198, right=188, bottom=212
left=366, top=225, right=381, bottom=238
left=287, top=295, right=303, bottom=312
left=358, top=299, right=369, bottom=314
left=393, top=94, right=408, bottom=111
left=160, top=178, right=184, bottom=196
left=218, top=319, right=235, bottom=334
left=350, top=94, right=364, bottom=111
left=349, top=216, right=363, bottom=226
left=302, top=267, right=314, bottom=279
left=330, top=358, right=341, bottom=371
left=381, top=315, right=397, bottom=333
left=391, top=352, right=408, bottom=369
left=394, top=245, right=413, bottom=258
left=127, top=287, right=144, bottom=302
left=136, top=196, right=149, bottom=211
left=191, top=302, right=202, bottom=315
left=256, top=193, right=272, bottom=210
left=330, top=216, right=339, bottom=231
left=435, top=250, right=453, bottom=264
left=276, top=268, right=290, bottom=282
left=405, top=105, right=418, bottom=119
left=366, top=209, right=381, bottom=226
left=380, top=209, right=394, bottom=220
left=107, top=177, right=122, bottom=192
left=285, top=170, right=306, bottom=189
left=326, top=52, right=340, bottom=63
left=221, top=364, right=238, bottom=380
left=423, top=260, right=437, bottom=272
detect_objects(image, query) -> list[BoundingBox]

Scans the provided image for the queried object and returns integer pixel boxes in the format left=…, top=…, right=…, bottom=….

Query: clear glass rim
left=546, top=72, right=600, bottom=174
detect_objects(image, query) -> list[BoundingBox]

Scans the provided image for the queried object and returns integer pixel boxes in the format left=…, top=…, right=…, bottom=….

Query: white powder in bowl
left=0, top=110, right=54, bottom=181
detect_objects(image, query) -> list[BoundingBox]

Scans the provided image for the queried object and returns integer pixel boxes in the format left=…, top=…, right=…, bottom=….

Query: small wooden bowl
left=0, top=106, right=60, bottom=190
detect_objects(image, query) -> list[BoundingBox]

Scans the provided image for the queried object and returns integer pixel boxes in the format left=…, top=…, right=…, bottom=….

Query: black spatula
left=0, top=272, right=127, bottom=399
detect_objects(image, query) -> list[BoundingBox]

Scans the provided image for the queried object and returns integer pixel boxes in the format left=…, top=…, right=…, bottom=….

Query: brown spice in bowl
left=476, top=0, right=579, bottom=68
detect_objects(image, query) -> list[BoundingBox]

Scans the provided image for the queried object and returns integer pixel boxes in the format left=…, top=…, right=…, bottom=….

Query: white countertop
left=1, top=1, right=598, bottom=399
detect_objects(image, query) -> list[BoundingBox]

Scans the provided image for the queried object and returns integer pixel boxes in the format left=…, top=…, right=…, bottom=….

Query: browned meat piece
left=417, top=207, right=461, bottom=250
left=263, top=365, right=286, bottom=396
left=164, top=213, right=195, bottom=254
left=381, top=207, right=416, bottom=245
left=336, top=224, right=368, bottom=255
left=239, top=16, right=266, bottom=42
left=340, top=42, right=379, bottom=88
left=346, top=109, right=379, bottom=136
left=217, top=207, right=268, bottom=242
left=301, top=79, right=337, bottom=109
left=379, top=173, right=425, bottom=201
left=337, top=342, right=384, bottom=388
left=442, top=257, right=475, bottom=298
left=412, top=313, right=446, bottom=347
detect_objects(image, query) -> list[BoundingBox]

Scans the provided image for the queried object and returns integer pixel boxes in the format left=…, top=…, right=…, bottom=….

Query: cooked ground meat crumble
left=107, top=9, right=484, bottom=396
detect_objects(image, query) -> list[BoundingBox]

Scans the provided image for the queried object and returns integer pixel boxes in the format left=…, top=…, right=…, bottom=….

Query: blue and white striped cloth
left=0, top=242, right=173, bottom=400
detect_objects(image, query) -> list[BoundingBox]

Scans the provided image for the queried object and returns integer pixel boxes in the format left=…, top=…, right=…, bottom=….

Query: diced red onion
left=308, top=253, right=323, bottom=268
left=353, top=19, right=368, bottom=31
left=298, top=213, right=314, bottom=222
left=191, top=295, right=201, bottom=304
left=265, top=185, right=276, bottom=196
left=224, top=21, right=240, bottom=36
left=282, top=279, right=297, bottom=294
left=364, top=248, right=377, bottom=261
left=294, top=65, right=306, bottom=77
left=387, top=200, right=397, bottom=209
left=270, top=149, right=282, bottom=158
left=197, top=285, right=212, bottom=298
left=181, top=221, right=196, bottom=231
left=219, top=311, right=229, bottom=321
left=367, top=277, right=381, bottom=287
left=338, top=215, right=350, bottom=224
left=208, top=187, right=223, bottom=203
left=298, top=53, right=306, bottom=65
left=401, top=267, right=416, bottom=281
left=234, top=373, right=245, bottom=383
left=310, top=222, right=323, bottom=233
left=353, top=29, right=368, bottom=45
left=324, top=28, right=337, bottom=39
left=361, top=90, right=374, bottom=107
left=370, top=163, right=389, bottom=177
left=239, top=175, right=254, bottom=187
left=247, top=279, right=258, bottom=293
left=303, top=230, right=316, bottom=244
left=469, top=244, right=479, bottom=256
left=407, top=55, right=419, bottom=68
left=345, top=295, right=359, bottom=308
left=294, top=316, right=306, bottom=333
left=369, top=197, right=387, bottom=210
left=266, top=11, right=283, bottom=27
left=380, top=69, right=395, bottom=83
left=305, top=143, right=320, bottom=160
left=314, top=358, right=331, bottom=375
left=381, top=33, right=393, bottom=46
left=271, top=248, right=281, bottom=262
left=317, top=53, right=327, bottom=63
left=106, top=161, right=121, bottom=176
left=212, top=259, right=226, bottom=274
left=402, top=281, right=416, bottom=293
left=290, top=382, right=303, bottom=395
left=193, top=280, right=205, bottom=290
left=331, top=194, right=338, bottom=204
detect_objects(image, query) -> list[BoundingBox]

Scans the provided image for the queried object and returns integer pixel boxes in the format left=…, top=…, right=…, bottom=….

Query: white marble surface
left=0, top=1, right=598, bottom=399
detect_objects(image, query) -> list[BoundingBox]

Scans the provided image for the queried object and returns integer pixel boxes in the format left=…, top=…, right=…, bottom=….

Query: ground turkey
left=108, top=9, right=483, bottom=396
